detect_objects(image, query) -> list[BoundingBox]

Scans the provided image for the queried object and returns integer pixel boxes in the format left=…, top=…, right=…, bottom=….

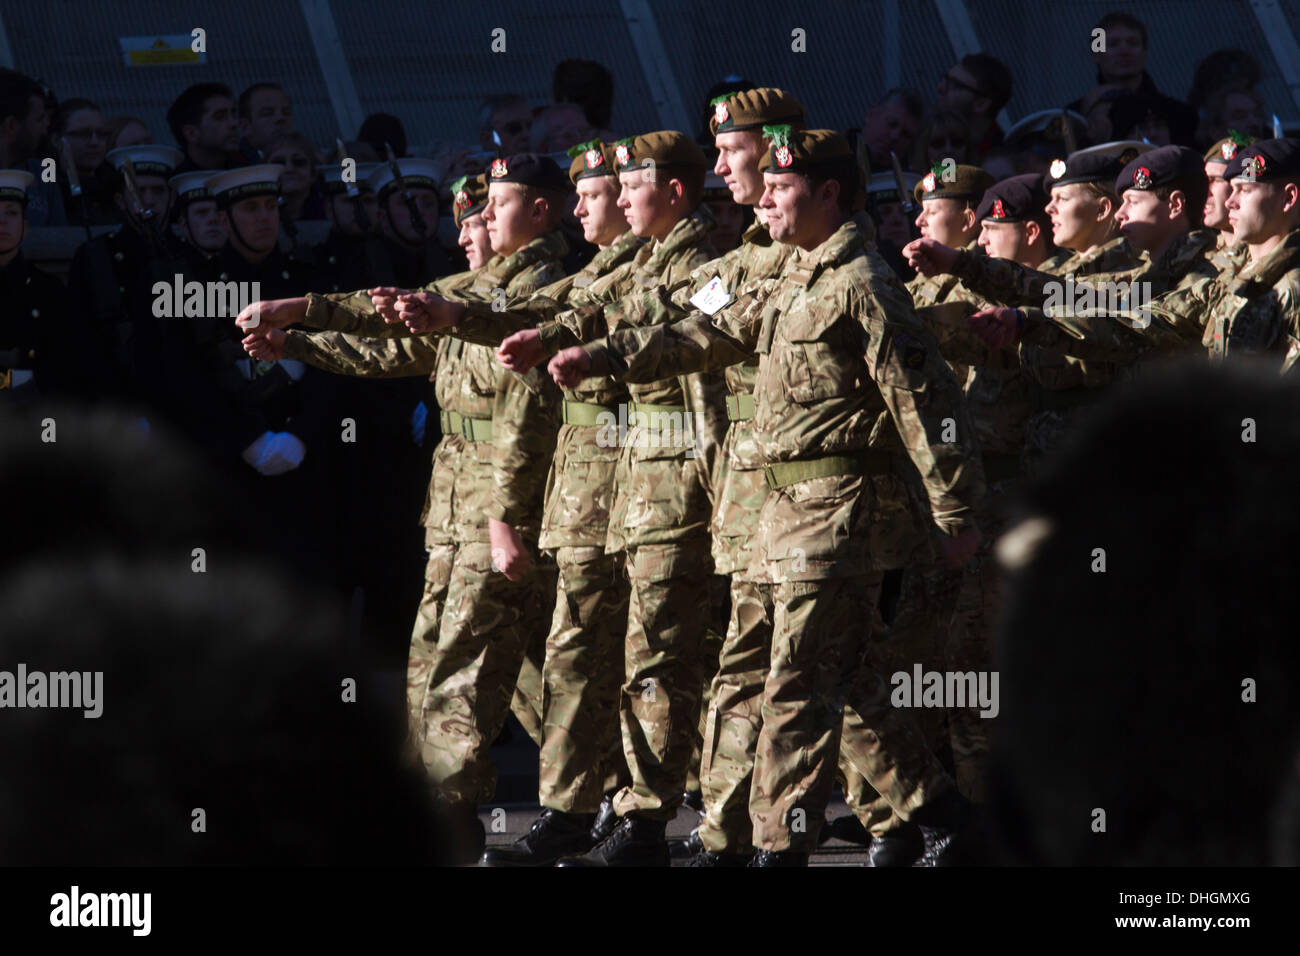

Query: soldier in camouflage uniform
left=975, top=140, right=1300, bottom=371
left=1203, top=133, right=1254, bottom=278
left=401, top=140, right=644, bottom=865
left=239, top=157, right=571, bottom=862
left=448, top=131, right=725, bottom=866
left=553, top=130, right=985, bottom=865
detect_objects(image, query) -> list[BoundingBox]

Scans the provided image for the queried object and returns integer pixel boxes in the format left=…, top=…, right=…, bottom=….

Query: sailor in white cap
left=206, top=164, right=286, bottom=265
left=168, top=170, right=226, bottom=257
left=0, top=168, right=73, bottom=403
left=367, top=157, right=448, bottom=285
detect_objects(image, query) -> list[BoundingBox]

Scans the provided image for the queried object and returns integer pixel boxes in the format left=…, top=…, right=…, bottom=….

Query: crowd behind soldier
left=4, top=6, right=1300, bottom=868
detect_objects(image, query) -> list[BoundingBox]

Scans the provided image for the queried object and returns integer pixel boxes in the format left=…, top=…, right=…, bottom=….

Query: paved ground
left=478, top=716, right=874, bottom=866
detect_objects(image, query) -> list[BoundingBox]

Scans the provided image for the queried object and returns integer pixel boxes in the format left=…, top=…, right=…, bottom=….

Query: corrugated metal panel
left=331, top=0, right=661, bottom=149
left=4, top=0, right=338, bottom=150
left=969, top=0, right=1293, bottom=122
left=646, top=0, right=954, bottom=136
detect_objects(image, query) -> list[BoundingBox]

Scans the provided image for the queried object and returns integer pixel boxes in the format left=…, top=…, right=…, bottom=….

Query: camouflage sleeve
left=680, top=368, right=729, bottom=505
left=486, top=367, right=562, bottom=527
left=281, top=328, right=438, bottom=378
left=585, top=291, right=764, bottom=383
left=302, top=290, right=415, bottom=339
left=951, top=248, right=1059, bottom=308
left=914, top=301, right=1019, bottom=370
left=862, top=283, right=984, bottom=536
left=440, top=296, right=562, bottom=348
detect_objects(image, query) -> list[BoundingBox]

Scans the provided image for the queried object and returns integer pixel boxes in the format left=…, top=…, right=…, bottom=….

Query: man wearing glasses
left=934, top=54, right=1013, bottom=162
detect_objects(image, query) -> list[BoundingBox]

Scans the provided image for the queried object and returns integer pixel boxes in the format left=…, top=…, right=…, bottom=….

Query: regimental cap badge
left=1049, top=158, right=1067, bottom=179
left=568, top=138, right=605, bottom=171
left=774, top=146, right=792, bottom=168
left=1132, top=165, right=1152, bottom=189
left=922, top=171, right=937, bottom=193
left=585, top=148, right=603, bottom=169
left=715, top=101, right=729, bottom=125
left=451, top=174, right=470, bottom=210
left=1245, top=154, right=1266, bottom=177
left=992, top=198, right=1006, bottom=219
left=1221, top=141, right=1238, bottom=161
left=490, top=157, right=509, bottom=178
left=763, top=124, right=793, bottom=169
left=613, top=139, right=633, bottom=167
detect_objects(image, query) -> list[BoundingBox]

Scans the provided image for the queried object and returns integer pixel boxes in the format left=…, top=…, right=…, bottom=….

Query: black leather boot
left=748, top=849, right=810, bottom=867
left=481, top=809, right=596, bottom=866
left=911, top=788, right=974, bottom=866
left=590, top=792, right=619, bottom=844
left=556, top=815, right=670, bottom=867
left=865, top=822, right=924, bottom=867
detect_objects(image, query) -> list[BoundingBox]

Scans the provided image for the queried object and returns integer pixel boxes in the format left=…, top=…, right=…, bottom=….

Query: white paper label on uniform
left=690, top=275, right=733, bottom=316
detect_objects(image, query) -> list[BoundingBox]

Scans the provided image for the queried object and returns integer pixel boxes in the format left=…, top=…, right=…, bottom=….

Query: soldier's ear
left=1166, top=189, right=1186, bottom=222
left=1282, top=182, right=1300, bottom=215
left=1025, top=220, right=1041, bottom=246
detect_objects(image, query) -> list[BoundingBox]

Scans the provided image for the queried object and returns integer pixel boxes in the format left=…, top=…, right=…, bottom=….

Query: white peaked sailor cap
left=107, top=145, right=185, bottom=176
left=367, top=158, right=440, bottom=197
left=206, top=164, right=286, bottom=204
left=0, top=168, right=36, bottom=203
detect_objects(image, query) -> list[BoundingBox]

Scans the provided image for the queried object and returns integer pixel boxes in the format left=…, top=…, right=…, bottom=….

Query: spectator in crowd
left=477, top=93, right=532, bottom=155
left=1069, top=10, right=1196, bottom=146
left=1197, top=85, right=1269, bottom=148
left=167, top=82, right=244, bottom=173
left=910, top=108, right=973, bottom=172
left=530, top=103, right=593, bottom=154
left=859, top=87, right=925, bottom=172
left=50, top=97, right=118, bottom=225
left=238, top=81, right=295, bottom=161
left=266, top=131, right=327, bottom=222
left=0, top=68, right=66, bottom=225
left=552, top=59, right=614, bottom=134
left=934, top=53, right=1013, bottom=160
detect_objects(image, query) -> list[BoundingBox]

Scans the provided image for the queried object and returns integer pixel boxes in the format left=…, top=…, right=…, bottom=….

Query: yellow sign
left=120, top=36, right=205, bottom=67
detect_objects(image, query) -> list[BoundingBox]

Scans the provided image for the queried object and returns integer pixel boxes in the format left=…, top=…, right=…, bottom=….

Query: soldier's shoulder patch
left=892, top=330, right=929, bottom=368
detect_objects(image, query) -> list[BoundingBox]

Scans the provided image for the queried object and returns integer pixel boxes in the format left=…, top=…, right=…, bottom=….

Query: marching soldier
left=550, top=129, right=984, bottom=865
left=1203, top=132, right=1254, bottom=276
left=237, top=156, right=571, bottom=863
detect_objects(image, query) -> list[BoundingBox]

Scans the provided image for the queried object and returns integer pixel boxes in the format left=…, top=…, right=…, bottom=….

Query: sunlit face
left=617, top=170, right=681, bottom=240
left=978, top=219, right=1032, bottom=262
left=458, top=213, right=490, bottom=269
left=223, top=194, right=281, bottom=255
left=915, top=196, right=976, bottom=246
left=1115, top=187, right=1175, bottom=252
left=574, top=175, right=625, bottom=246
left=759, top=171, right=831, bottom=248
left=1046, top=182, right=1111, bottom=251
left=180, top=199, right=227, bottom=253
left=1203, top=163, right=1232, bottom=231
left=381, top=187, right=439, bottom=244
left=483, top=182, right=542, bottom=256
left=1226, top=179, right=1296, bottom=246
left=713, top=129, right=765, bottom=205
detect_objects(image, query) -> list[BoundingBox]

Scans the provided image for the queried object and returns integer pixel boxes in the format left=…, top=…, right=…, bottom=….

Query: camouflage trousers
left=751, top=574, right=953, bottom=853
left=537, top=546, right=631, bottom=812
left=419, top=541, right=555, bottom=806
left=405, top=542, right=456, bottom=761
left=840, top=561, right=963, bottom=836
left=686, top=575, right=730, bottom=794
left=610, top=541, right=713, bottom=822
left=944, top=546, right=1000, bottom=804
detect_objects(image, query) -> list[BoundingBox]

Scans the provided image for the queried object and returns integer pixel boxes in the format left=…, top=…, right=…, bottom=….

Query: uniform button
left=281, top=270, right=290, bottom=280
left=30, top=309, right=39, bottom=318
left=27, top=349, right=36, bottom=360
left=113, top=252, right=124, bottom=262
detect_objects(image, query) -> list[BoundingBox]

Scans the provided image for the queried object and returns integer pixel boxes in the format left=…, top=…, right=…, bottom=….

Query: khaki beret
left=566, top=140, right=619, bottom=184
left=612, top=131, right=708, bottom=173
left=1204, top=130, right=1256, bottom=167
left=708, top=87, right=806, bottom=137
left=450, top=173, right=489, bottom=227
left=914, top=163, right=994, bottom=204
left=757, top=127, right=853, bottom=174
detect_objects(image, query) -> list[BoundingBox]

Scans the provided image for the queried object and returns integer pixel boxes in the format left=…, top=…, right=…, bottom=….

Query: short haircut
left=1153, top=177, right=1209, bottom=225
left=960, top=53, right=1013, bottom=113
left=1096, top=10, right=1148, bottom=48
left=552, top=60, right=613, bottom=128
left=876, top=87, right=925, bottom=119
left=167, top=82, right=234, bottom=146
left=0, top=67, right=44, bottom=125
left=806, top=161, right=859, bottom=214
left=50, top=97, right=101, bottom=136
left=237, top=82, right=286, bottom=119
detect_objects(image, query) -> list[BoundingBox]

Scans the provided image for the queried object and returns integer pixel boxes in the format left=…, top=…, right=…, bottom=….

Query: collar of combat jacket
left=480, top=229, right=569, bottom=288
left=1229, top=226, right=1300, bottom=294
left=787, top=216, right=871, bottom=283
left=587, top=229, right=643, bottom=275
left=638, top=206, right=716, bottom=277
left=741, top=217, right=771, bottom=246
